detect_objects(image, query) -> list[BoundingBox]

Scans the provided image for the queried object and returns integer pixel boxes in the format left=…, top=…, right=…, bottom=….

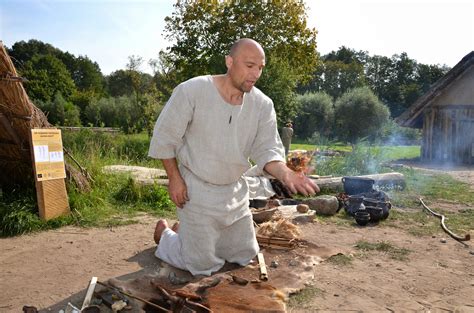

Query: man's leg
left=153, top=219, right=187, bottom=270
left=217, top=214, right=259, bottom=266
left=179, top=209, right=226, bottom=276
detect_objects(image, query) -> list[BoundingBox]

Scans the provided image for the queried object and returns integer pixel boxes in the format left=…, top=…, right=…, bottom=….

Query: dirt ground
left=1, top=163, right=473, bottom=312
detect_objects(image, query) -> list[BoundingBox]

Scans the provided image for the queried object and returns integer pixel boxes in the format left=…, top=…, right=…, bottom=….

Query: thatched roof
left=396, top=51, right=474, bottom=128
left=0, top=41, right=52, bottom=187
left=0, top=42, right=91, bottom=191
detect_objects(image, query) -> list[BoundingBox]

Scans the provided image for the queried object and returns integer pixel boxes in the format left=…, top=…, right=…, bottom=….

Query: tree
left=334, top=87, right=390, bottom=144
left=21, top=54, right=76, bottom=102
left=294, top=92, right=334, bottom=140
left=37, top=93, right=81, bottom=126
left=159, top=0, right=318, bottom=124
left=300, top=46, right=366, bottom=99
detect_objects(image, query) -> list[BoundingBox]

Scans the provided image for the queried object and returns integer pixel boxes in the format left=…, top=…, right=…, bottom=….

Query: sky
left=1, top=0, right=473, bottom=75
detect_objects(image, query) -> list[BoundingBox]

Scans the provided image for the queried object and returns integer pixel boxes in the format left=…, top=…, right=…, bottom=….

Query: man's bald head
left=229, top=38, right=265, bottom=58
left=225, top=38, right=265, bottom=93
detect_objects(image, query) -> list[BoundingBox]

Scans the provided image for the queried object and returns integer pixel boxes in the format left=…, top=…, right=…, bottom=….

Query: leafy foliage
left=21, top=54, right=76, bottom=102
left=294, top=92, right=334, bottom=140
left=36, top=93, right=81, bottom=126
left=334, top=87, right=390, bottom=143
left=159, top=0, right=318, bottom=124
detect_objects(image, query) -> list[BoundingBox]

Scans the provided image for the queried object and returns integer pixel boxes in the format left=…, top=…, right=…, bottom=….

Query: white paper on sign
left=49, top=151, right=64, bottom=162
left=34, top=145, right=50, bottom=162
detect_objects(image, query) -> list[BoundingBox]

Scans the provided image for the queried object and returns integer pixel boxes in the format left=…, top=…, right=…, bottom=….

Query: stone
left=296, top=204, right=309, bottom=213
left=302, top=195, right=339, bottom=216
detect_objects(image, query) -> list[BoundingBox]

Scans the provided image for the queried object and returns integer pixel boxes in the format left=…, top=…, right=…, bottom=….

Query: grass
left=288, top=286, right=324, bottom=309
left=326, top=253, right=353, bottom=266
left=1, top=130, right=472, bottom=239
left=355, top=240, right=411, bottom=261
left=0, top=130, right=175, bottom=237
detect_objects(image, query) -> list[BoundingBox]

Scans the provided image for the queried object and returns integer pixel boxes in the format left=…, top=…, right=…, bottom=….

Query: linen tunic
left=149, top=75, right=284, bottom=186
left=148, top=75, right=285, bottom=275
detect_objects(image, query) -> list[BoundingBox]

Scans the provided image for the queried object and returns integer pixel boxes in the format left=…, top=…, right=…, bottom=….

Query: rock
left=296, top=204, right=309, bottom=213
left=440, top=238, right=447, bottom=243
left=292, top=213, right=315, bottom=224
left=303, top=195, right=339, bottom=216
left=271, top=261, right=279, bottom=268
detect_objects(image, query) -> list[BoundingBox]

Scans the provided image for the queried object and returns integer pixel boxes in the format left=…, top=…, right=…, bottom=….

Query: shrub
left=334, top=87, right=390, bottom=143
left=294, top=92, right=334, bottom=140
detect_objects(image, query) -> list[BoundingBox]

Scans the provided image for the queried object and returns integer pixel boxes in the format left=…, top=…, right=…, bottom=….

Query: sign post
left=30, top=129, right=70, bottom=220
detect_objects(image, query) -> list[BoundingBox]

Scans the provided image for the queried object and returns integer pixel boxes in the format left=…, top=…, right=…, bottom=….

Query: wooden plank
left=82, top=277, right=98, bottom=310
left=35, top=179, right=70, bottom=220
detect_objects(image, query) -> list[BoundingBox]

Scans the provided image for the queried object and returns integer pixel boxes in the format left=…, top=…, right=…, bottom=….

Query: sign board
left=30, top=128, right=70, bottom=220
left=31, top=129, right=66, bottom=181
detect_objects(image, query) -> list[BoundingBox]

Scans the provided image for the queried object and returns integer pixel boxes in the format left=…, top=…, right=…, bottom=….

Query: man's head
left=225, top=38, right=265, bottom=93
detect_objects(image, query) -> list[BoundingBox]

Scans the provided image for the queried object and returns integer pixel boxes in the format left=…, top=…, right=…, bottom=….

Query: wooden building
left=396, top=51, right=474, bottom=164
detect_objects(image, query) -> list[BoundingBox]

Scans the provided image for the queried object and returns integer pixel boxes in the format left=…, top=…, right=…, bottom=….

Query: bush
left=294, top=92, right=334, bottom=140
left=334, top=87, right=390, bottom=143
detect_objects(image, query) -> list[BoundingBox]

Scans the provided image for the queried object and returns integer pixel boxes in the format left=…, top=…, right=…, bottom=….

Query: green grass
left=0, top=130, right=174, bottom=237
left=1, top=131, right=471, bottom=238
left=288, top=286, right=324, bottom=309
left=355, top=240, right=411, bottom=261
left=326, top=253, right=353, bottom=266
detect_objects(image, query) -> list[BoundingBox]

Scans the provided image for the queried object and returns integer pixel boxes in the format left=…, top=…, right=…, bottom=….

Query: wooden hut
left=396, top=51, right=474, bottom=164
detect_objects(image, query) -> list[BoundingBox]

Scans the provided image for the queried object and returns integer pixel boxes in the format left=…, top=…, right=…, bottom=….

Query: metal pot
left=342, top=176, right=375, bottom=195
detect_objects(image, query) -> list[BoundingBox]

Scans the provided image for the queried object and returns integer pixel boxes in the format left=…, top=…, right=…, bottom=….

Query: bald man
left=148, top=38, right=319, bottom=276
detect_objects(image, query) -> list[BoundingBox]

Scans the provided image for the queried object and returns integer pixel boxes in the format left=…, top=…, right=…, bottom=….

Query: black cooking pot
left=342, top=176, right=375, bottom=195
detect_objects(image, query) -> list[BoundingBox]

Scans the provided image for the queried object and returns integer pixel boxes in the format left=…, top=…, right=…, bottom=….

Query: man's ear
left=225, top=55, right=233, bottom=69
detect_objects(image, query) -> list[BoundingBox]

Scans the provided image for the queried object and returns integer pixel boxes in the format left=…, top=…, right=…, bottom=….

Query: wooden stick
left=257, top=253, right=268, bottom=281
left=419, top=198, right=470, bottom=243
left=81, top=277, right=97, bottom=310
left=97, top=281, right=170, bottom=312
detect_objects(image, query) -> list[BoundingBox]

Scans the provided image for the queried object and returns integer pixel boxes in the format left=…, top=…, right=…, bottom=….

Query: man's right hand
left=168, top=176, right=189, bottom=208
left=161, top=158, right=189, bottom=208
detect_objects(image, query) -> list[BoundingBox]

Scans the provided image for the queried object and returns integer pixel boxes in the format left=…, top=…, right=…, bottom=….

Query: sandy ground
left=1, top=163, right=473, bottom=312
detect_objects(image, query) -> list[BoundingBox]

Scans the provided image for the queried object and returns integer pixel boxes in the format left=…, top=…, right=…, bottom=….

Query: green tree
left=8, top=39, right=59, bottom=69
left=9, top=40, right=105, bottom=95
left=37, top=93, right=81, bottom=126
left=334, top=87, right=390, bottom=144
left=159, top=0, right=318, bottom=123
left=300, top=46, right=367, bottom=99
left=21, top=55, right=76, bottom=102
left=294, top=92, right=334, bottom=140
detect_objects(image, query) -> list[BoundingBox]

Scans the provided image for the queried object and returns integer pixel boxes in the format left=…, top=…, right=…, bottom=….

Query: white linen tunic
left=148, top=75, right=285, bottom=275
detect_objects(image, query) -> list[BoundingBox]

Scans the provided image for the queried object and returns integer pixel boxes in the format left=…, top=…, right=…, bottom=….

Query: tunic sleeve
left=249, top=100, right=285, bottom=171
left=148, top=84, right=194, bottom=159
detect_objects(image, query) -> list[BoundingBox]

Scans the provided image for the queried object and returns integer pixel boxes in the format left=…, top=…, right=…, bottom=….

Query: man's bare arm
left=161, top=158, right=189, bottom=208
left=264, top=161, right=319, bottom=196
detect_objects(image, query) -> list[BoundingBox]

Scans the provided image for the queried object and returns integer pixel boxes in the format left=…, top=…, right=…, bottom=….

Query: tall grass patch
left=1, top=130, right=173, bottom=236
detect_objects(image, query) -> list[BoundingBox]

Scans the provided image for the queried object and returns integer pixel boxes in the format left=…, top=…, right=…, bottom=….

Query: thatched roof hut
left=0, top=41, right=52, bottom=188
left=396, top=51, right=474, bottom=164
left=0, top=42, right=89, bottom=190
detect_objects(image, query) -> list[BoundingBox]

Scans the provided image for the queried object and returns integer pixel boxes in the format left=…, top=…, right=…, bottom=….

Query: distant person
left=148, top=38, right=319, bottom=276
left=281, top=122, right=294, bottom=157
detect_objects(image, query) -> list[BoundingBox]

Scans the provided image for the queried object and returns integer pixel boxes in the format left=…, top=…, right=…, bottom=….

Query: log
left=311, top=172, right=406, bottom=192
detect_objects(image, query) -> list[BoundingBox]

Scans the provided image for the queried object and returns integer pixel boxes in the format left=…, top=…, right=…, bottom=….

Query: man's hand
left=264, top=161, right=320, bottom=196
left=161, top=158, right=189, bottom=208
left=168, top=176, right=189, bottom=208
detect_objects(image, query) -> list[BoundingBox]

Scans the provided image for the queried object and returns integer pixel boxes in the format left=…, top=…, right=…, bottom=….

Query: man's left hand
left=264, top=161, right=320, bottom=196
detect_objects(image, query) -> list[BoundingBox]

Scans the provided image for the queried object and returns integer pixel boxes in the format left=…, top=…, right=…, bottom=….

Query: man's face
left=227, top=45, right=265, bottom=93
